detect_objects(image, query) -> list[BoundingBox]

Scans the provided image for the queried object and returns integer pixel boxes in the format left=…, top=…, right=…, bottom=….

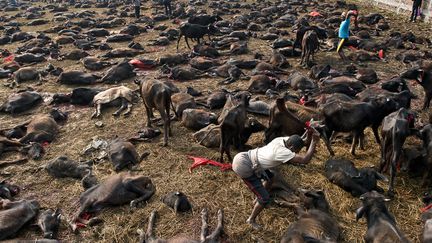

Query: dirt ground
left=1, top=0, right=432, bottom=242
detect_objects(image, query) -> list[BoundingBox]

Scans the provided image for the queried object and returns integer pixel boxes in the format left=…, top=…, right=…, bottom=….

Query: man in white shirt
left=232, top=130, right=320, bottom=229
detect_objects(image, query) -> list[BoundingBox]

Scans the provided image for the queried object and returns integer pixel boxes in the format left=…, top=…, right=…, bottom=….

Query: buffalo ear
left=355, top=207, right=365, bottom=221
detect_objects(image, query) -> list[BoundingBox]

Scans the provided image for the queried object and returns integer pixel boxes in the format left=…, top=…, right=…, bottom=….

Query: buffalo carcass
left=71, top=172, right=155, bottom=231
left=161, top=191, right=192, bottom=213
left=8, top=109, right=67, bottom=145
left=108, top=138, right=149, bottom=171
left=91, top=86, right=136, bottom=118
left=355, top=191, right=409, bottom=242
left=135, top=79, right=175, bottom=146
left=0, top=180, right=20, bottom=199
left=281, top=190, right=340, bottom=243
left=44, top=156, right=97, bottom=190
left=0, top=199, right=40, bottom=240
left=325, top=159, right=387, bottom=197
left=380, top=108, right=416, bottom=196
left=0, top=91, right=42, bottom=114
left=138, top=208, right=223, bottom=243
left=37, top=208, right=61, bottom=239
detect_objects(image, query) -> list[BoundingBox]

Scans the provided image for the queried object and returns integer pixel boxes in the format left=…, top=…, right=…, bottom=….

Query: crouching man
left=232, top=129, right=320, bottom=229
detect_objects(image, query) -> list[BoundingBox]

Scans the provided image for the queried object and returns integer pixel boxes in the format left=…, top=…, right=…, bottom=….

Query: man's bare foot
left=246, top=218, right=262, bottom=230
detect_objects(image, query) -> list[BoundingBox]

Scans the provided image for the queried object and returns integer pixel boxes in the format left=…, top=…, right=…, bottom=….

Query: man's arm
left=289, top=134, right=319, bottom=165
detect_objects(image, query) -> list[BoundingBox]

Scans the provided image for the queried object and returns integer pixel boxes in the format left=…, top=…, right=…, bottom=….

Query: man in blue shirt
left=337, top=11, right=357, bottom=62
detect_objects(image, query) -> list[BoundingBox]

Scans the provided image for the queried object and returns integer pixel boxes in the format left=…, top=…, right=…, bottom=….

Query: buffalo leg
left=321, top=130, right=335, bottom=156
left=158, top=107, right=169, bottom=147
left=219, top=128, right=226, bottom=163
left=124, top=102, right=132, bottom=117
left=127, top=179, right=156, bottom=208
left=350, top=132, right=359, bottom=155
left=185, top=37, right=191, bottom=49
left=146, top=210, right=157, bottom=241
left=176, top=34, right=183, bottom=50
left=423, top=93, right=432, bottom=110
left=144, top=104, right=152, bottom=127
left=388, top=134, right=405, bottom=196
left=359, top=131, right=365, bottom=150
left=200, top=208, right=209, bottom=242
left=379, top=136, right=388, bottom=173
left=91, top=104, right=102, bottom=118
left=206, top=209, right=224, bottom=241
left=113, top=98, right=127, bottom=117
left=372, top=125, right=381, bottom=145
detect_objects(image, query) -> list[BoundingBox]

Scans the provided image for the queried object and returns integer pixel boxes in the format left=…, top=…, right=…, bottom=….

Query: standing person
left=134, top=0, right=141, bottom=19
left=232, top=129, right=320, bottom=230
left=163, top=0, right=172, bottom=17
left=337, top=10, right=357, bottom=62
left=411, top=0, right=422, bottom=22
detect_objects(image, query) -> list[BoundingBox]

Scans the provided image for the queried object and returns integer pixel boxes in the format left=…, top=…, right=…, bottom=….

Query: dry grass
left=0, top=0, right=431, bottom=242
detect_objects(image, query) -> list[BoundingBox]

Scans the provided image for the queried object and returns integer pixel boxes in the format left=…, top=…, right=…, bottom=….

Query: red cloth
left=3, top=55, right=14, bottom=63
left=129, top=59, right=156, bottom=70
left=421, top=204, right=432, bottom=213
left=348, top=46, right=358, bottom=51
left=309, top=11, right=321, bottom=17
left=378, top=49, right=385, bottom=59
left=189, top=156, right=232, bottom=173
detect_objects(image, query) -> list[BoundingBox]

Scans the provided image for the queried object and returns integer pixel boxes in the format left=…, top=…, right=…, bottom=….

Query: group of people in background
left=134, top=0, right=172, bottom=18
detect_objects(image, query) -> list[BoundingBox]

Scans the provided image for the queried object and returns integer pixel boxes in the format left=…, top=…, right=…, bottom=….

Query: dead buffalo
left=57, top=71, right=100, bottom=85
left=0, top=91, right=42, bottom=114
left=13, top=109, right=66, bottom=144
left=247, top=75, right=275, bottom=94
left=181, top=108, right=218, bottom=131
left=0, top=199, right=40, bottom=240
left=101, top=60, right=136, bottom=84
left=325, top=159, right=387, bottom=197
left=281, top=189, right=340, bottom=243
left=108, top=138, right=149, bottom=171
left=138, top=209, right=223, bottom=243
left=38, top=209, right=61, bottom=239
left=72, top=172, right=155, bottom=231
left=171, top=93, right=196, bottom=117
left=356, top=191, right=409, bottom=242
left=82, top=57, right=113, bottom=71
left=12, top=67, right=41, bottom=86
left=44, top=156, right=96, bottom=189
left=135, top=79, right=174, bottom=146
left=161, top=191, right=192, bottom=213
left=0, top=180, right=20, bottom=199
left=91, top=86, right=136, bottom=118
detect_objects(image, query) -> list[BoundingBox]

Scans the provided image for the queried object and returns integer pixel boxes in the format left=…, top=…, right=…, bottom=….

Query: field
left=0, top=0, right=431, bottom=242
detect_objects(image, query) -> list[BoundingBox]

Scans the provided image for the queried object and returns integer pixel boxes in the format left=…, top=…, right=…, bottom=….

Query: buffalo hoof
left=112, top=113, right=120, bottom=117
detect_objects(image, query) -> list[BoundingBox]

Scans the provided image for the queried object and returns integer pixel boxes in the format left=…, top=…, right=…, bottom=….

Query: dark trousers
left=163, top=1, right=172, bottom=16
left=411, top=3, right=420, bottom=21
left=135, top=6, right=140, bottom=18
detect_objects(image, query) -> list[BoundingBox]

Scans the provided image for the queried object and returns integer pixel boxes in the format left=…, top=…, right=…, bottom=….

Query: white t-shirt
left=248, top=136, right=296, bottom=169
